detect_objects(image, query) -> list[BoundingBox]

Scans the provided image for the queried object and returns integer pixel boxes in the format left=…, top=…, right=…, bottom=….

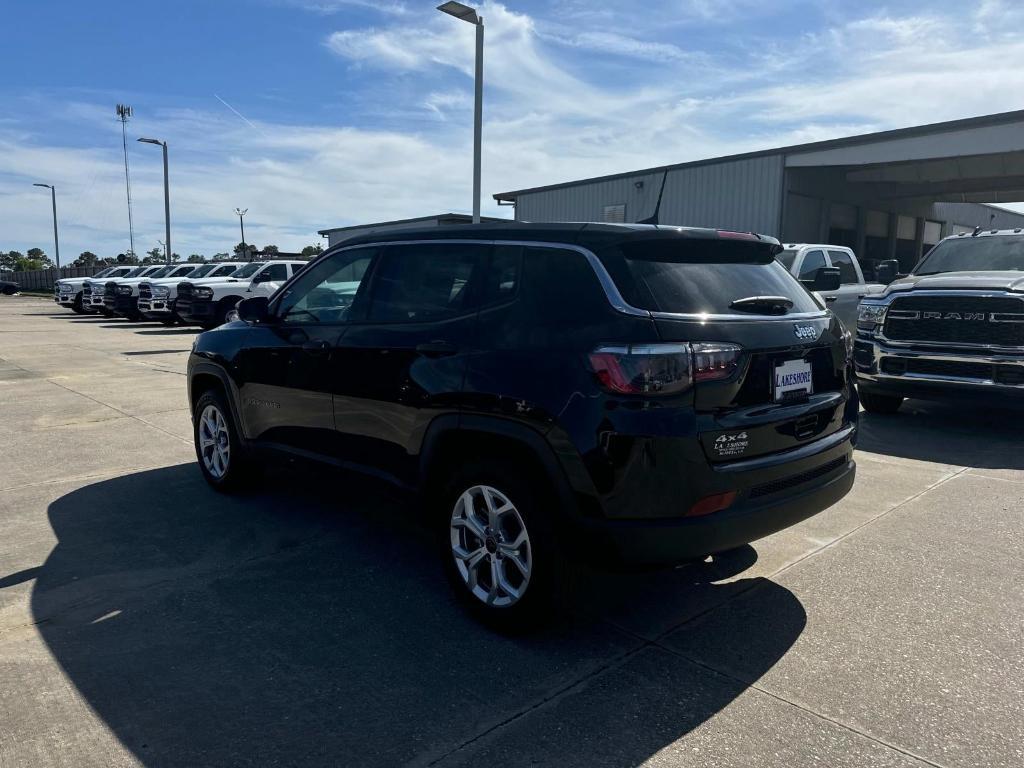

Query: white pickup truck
left=84, top=266, right=165, bottom=315
left=776, top=244, right=886, bottom=331
left=55, top=266, right=135, bottom=313
left=103, top=264, right=204, bottom=320
left=176, top=260, right=307, bottom=329
left=138, top=262, right=247, bottom=324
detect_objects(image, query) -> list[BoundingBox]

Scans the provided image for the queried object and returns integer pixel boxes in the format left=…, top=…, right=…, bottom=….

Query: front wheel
left=71, top=292, right=86, bottom=314
left=193, top=389, right=252, bottom=491
left=438, top=459, right=567, bottom=631
left=860, top=389, right=903, bottom=414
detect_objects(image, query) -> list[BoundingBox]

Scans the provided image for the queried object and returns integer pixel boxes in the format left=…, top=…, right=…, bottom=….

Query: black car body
left=1, top=278, right=18, bottom=295
left=855, top=230, right=1024, bottom=412
left=187, top=223, right=857, bottom=625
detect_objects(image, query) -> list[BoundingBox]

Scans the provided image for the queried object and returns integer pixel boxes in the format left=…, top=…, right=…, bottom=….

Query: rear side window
left=827, top=250, right=859, bottom=284
left=600, top=239, right=821, bottom=315
left=367, top=243, right=486, bottom=323
left=483, top=246, right=521, bottom=305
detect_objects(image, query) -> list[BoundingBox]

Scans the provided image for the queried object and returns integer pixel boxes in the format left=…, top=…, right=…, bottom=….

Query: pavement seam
left=766, top=464, right=972, bottom=582
left=649, top=644, right=947, bottom=768
left=42, top=377, right=192, bottom=446
left=420, top=641, right=649, bottom=767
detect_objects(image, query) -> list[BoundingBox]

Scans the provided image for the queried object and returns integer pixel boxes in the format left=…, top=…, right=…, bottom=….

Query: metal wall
left=514, top=154, right=785, bottom=236
left=931, top=203, right=1024, bottom=231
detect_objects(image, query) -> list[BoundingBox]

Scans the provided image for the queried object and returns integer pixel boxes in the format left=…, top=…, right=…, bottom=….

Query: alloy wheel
left=198, top=404, right=231, bottom=479
left=449, top=485, right=532, bottom=608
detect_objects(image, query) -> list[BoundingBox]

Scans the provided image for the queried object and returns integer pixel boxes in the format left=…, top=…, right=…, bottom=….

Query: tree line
left=1, top=242, right=324, bottom=271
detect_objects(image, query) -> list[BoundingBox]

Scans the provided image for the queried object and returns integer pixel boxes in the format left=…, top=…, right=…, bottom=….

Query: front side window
left=276, top=248, right=377, bottom=324
left=827, top=250, right=859, bottom=284
left=230, top=263, right=263, bottom=279
left=264, top=264, right=288, bottom=281
left=798, top=250, right=827, bottom=280
left=366, top=243, right=485, bottom=323
left=170, top=266, right=195, bottom=277
left=188, top=264, right=215, bottom=278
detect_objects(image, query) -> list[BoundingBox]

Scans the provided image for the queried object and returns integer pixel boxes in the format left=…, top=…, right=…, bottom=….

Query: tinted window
left=276, top=248, right=376, bottom=324
left=212, top=265, right=238, bottom=277
left=798, top=250, right=827, bottom=280
left=170, top=266, right=195, bottom=277
left=264, top=264, right=288, bottom=281
left=777, top=250, right=797, bottom=270
left=827, top=250, right=858, bottom=284
left=916, top=235, right=1024, bottom=274
left=231, top=263, right=262, bottom=279
left=189, top=264, right=215, bottom=278
left=367, top=244, right=485, bottom=323
left=484, top=246, right=521, bottom=305
left=600, top=239, right=821, bottom=315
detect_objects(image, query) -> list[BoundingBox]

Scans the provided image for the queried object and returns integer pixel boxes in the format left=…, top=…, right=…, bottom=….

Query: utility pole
left=137, top=138, right=171, bottom=264
left=235, top=208, right=248, bottom=260
left=116, top=104, right=136, bottom=258
left=33, top=183, right=60, bottom=269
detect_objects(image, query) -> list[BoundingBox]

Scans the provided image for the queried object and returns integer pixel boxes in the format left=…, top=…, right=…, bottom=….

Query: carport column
left=913, top=217, right=925, bottom=263
left=886, top=212, right=898, bottom=260
left=855, top=207, right=867, bottom=259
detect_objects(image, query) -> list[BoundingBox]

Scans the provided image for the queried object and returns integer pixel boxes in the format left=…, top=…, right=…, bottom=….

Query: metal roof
left=318, top=212, right=509, bottom=236
left=493, top=109, right=1024, bottom=202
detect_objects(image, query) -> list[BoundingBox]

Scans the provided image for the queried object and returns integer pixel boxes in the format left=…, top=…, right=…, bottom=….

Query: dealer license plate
left=774, top=358, right=813, bottom=402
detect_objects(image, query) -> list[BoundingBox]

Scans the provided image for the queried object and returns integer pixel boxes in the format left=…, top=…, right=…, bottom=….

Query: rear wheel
left=860, top=389, right=903, bottom=414
left=437, top=458, right=567, bottom=631
left=193, top=389, right=252, bottom=491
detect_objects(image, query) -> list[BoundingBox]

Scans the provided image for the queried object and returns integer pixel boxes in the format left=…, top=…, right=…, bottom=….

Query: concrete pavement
left=0, top=296, right=1021, bottom=767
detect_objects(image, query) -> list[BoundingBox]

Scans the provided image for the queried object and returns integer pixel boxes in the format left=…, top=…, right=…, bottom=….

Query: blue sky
left=2, top=0, right=1024, bottom=259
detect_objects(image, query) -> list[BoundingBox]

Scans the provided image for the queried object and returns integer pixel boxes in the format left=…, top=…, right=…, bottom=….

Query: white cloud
left=3, top=1, right=1024, bottom=258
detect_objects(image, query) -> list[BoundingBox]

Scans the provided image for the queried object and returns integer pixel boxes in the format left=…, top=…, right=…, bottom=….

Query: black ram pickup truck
left=855, top=229, right=1024, bottom=412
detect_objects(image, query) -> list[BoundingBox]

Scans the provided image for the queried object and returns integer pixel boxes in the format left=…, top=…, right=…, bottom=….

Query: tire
left=213, top=298, right=237, bottom=328
left=860, top=389, right=903, bottom=414
left=71, top=292, right=86, bottom=314
left=2, top=285, right=16, bottom=296
left=437, top=457, right=568, bottom=631
left=193, top=389, right=252, bottom=492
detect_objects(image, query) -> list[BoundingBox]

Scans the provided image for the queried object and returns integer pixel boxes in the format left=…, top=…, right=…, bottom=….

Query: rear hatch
left=596, top=233, right=853, bottom=464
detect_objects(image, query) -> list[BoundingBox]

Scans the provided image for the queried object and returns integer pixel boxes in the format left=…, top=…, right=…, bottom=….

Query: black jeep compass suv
left=187, top=223, right=858, bottom=627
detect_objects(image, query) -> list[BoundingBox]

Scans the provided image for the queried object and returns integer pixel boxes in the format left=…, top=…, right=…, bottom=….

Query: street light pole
left=32, top=183, right=60, bottom=269
left=437, top=2, right=484, bottom=223
left=235, top=208, right=248, bottom=260
left=138, top=138, right=171, bottom=263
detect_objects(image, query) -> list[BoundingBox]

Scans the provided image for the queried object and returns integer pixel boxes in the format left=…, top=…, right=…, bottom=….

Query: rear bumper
left=855, top=337, right=1024, bottom=405
left=572, top=425, right=856, bottom=566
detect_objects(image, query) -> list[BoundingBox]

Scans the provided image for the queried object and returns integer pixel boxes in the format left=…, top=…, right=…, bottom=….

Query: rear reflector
left=686, top=491, right=737, bottom=517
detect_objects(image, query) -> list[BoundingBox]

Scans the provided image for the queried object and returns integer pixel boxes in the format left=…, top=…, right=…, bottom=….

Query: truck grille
left=177, top=282, right=194, bottom=300
left=884, top=294, right=1024, bottom=347
left=139, top=283, right=152, bottom=300
left=82, top=283, right=92, bottom=298
left=104, top=282, right=117, bottom=297
left=881, top=357, right=1024, bottom=385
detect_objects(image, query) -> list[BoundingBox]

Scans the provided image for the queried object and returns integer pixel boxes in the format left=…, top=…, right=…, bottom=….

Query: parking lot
left=0, top=295, right=1021, bottom=767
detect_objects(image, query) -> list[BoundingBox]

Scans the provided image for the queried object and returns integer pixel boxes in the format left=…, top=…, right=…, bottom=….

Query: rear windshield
left=915, top=235, right=1024, bottom=275
left=777, top=250, right=798, bottom=270
left=600, top=239, right=821, bottom=315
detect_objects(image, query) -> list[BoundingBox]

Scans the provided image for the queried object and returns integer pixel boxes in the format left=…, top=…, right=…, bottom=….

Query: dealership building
left=494, top=110, right=1024, bottom=272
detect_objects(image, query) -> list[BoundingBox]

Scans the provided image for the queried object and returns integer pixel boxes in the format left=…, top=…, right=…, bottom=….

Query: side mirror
left=251, top=270, right=271, bottom=284
left=802, top=266, right=841, bottom=292
left=875, top=259, right=899, bottom=284
left=237, top=296, right=270, bottom=323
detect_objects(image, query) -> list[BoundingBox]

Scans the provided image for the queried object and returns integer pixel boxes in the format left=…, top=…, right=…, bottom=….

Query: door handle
left=301, top=339, right=330, bottom=356
left=415, top=340, right=458, bottom=357
left=856, top=293, right=866, bottom=299
left=825, top=296, right=838, bottom=303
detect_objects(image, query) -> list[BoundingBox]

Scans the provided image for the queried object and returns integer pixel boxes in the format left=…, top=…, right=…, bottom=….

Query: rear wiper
left=729, top=295, right=794, bottom=315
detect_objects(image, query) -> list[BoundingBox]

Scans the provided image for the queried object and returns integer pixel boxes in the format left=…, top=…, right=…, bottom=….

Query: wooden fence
left=2, top=266, right=105, bottom=292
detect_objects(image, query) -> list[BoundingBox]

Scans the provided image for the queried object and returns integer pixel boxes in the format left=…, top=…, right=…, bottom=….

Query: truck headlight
left=152, top=286, right=170, bottom=298
left=117, top=285, right=134, bottom=295
left=857, top=303, right=887, bottom=331
left=58, top=283, right=72, bottom=294
left=194, top=287, right=214, bottom=299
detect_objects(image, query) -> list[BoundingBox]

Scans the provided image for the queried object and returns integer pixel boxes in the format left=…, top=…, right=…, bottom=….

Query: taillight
left=589, top=343, right=741, bottom=395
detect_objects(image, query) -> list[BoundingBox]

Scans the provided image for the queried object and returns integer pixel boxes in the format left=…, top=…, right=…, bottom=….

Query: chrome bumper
left=855, top=338, right=1024, bottom=391
left=138, top=299, right=172, bottom=313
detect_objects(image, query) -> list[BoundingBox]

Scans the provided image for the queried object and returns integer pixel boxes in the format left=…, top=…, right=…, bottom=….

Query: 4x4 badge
left=794, top=324, right=816, bottom=340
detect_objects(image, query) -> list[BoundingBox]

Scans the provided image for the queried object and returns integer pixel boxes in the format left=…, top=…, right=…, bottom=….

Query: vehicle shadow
left=134, top=328, right=199, bottom=336
left=858, top=398, right=1024, bottom=469
left=34, top=465, right=805, bottom=767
